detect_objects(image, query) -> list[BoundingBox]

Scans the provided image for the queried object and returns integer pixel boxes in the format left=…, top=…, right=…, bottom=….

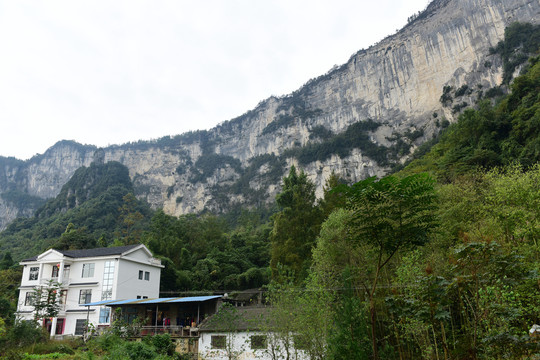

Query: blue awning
left=166, top=295, right=222, bottom=303
left=83, top=295, right=222, bottom=307
left=137, top=297, right=177, bottom=304
left=83, top=299, right=121, bottom=307
left=83, top=298, right=142, bottom=307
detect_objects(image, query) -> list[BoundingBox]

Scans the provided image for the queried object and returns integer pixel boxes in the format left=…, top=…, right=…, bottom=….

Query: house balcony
left=39, top=277, right=72, bottom=287
left=132, top=326, right=200, bottom=338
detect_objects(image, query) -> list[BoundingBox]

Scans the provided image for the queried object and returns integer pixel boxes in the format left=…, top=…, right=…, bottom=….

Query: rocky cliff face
left=1, top=0, right=539, bottom=229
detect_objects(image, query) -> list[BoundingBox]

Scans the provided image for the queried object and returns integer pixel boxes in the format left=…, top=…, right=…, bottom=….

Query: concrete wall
left=199, top=331, right=308, bottom=360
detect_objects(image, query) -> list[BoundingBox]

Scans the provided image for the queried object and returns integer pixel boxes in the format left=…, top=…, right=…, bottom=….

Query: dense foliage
left=403, top=55, right=540, bottom=181
left=263, top=29, right=540, bottom=359
left=284, top=119, right=389, bottom=166
left=490, top=22, right=540, bottom=84
left=0, top=162, right=151, bottom=260
left=0, top=21, right=539, bottom=360
left=143, top=209, right=271, bottom=292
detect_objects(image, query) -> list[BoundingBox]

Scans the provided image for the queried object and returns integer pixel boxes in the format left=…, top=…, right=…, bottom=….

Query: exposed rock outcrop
left=1, top=0, right=539, bottom=229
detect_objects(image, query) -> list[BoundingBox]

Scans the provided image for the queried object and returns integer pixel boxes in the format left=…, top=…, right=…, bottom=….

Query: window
left=29, top=267, right=39, bottom=281
left=79, top=289, right=92, bottom=304
left=136, top=295, right=141, bottom=299
left=144, top=271, right=150, bottom=281
left=55, top=318, right=65, bottom=335
left=24, top=292, right=35, bottom=306
left=138, top=270, right=143, bottom=280
left=143, top=296, right=148, bottom=299
left=59, top=290, right=68, bottom=305
left=51, top=264, right=59, bottom=278
left=74, top=319, right=86, bottom=335
left=293, top=335, right=309, bottom=350
left=211, top=335, right=226, bottom=349
left=101, top=261, right=115, bottom=300
left=250, top=335, right=267, bottom=350
left=99, top=307, right=110, bottom=323
left=81, top=263, right=95, bottom=278
left=62, top=265, right=70, bottom=280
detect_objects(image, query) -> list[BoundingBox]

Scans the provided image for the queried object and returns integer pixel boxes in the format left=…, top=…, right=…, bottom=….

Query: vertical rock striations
left=0, top=0, right=539, bottom=229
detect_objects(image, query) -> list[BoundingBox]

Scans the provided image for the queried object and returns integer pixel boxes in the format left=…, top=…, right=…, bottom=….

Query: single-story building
left=198, top=306, right=308, bottom=360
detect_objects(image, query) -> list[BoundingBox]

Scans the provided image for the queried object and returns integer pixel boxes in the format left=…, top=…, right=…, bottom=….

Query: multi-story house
left=16, top=244, right=162, bottom=337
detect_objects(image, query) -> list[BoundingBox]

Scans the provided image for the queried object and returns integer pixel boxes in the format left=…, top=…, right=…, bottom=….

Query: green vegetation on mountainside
left=0, top=20, right=539, bottom=360
left=0, top=162, right=151, bottom=260
left=402, top=55, right=540, bottom=181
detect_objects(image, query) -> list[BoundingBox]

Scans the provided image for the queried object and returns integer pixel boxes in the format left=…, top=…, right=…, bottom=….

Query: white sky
left=0, top=0, right=430, bottom=160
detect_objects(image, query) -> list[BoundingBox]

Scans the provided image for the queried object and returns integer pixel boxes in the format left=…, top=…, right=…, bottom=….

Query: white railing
left=38, top=278, right=71, bottom=286
left=138, top=326, right=199, bottom=337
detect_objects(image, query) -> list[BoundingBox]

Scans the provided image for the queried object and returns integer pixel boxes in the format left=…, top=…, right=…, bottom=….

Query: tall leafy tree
left=116, top=193, right=145, bottom=245
left=339, top=173, right=437, bottom=359
left=270, top=166, right=322, bottom=282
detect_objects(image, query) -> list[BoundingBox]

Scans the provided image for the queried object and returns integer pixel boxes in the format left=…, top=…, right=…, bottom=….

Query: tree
left=208, top=303, right=243, bottom=360
left=310, top=208, right=372, bottom=359
left=30, top=280, right=62, bottom=322
left=53, top=223, right=95, bottom=250
left=327, top=268, right=371, bottom=360
left=340, top=173, right=437, bottom=359
left=270, top=166, right=323, bottom=282
left=116, top=193, right=145, bottom=245
left=265, top=276, right=303, bottom=360
left=319, top=171, right=346, bottom=217
left=0, top=252, right=14, bottom=270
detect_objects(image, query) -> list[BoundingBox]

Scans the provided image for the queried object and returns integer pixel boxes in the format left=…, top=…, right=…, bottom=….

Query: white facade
left=16, top=244, right=162, bottom=337
left=199, top=331, right=308, bottom=360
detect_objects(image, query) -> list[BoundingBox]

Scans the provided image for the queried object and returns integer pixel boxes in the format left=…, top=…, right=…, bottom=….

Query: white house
left=198, top=306, right=308, bottom=360
left=16, top=244, right=163, bottom=337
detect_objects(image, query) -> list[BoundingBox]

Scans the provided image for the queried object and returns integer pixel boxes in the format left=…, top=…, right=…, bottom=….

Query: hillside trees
left=337, top=173, right=438, bottom=359
left=143, top=209, right=271, bottom=292
left=0, top=162, right=151, bottom=260
left=269, top=165, right=323, bottom=282
left=403, top=56, right=540, bottom=181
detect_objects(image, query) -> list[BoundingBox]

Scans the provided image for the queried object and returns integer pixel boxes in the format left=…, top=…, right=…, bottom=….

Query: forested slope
left=0, top=21, right=539, bottom=360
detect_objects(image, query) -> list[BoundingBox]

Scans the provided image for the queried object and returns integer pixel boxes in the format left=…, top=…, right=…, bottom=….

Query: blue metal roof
left=137, top=297, right=177, bottom=304
left=83, top=299, right=120, bottom=306
left=84, top=295, right=222, bottom=307
left=167, top=295, right=222, bottom=303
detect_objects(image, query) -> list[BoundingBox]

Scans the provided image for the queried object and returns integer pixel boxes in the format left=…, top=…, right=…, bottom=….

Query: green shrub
left=22, top=353, right=68, bottom=359
left=143, top=333, right=175, bottom=356
left=107, top=341, right=157, bottom=360
left=28, top=342, right=75, bottom=355
left=6, top=321, right=48, bottom=348
left=87, top=332, right=123, bottom=353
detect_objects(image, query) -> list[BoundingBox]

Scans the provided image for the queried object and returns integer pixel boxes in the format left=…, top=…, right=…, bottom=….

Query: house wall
left=124, top=248, right=152, bottom=262
left=114, top=259, right=160, bottom=300
left=16, top=246, right=161, bottom=337
left=198, top=331, right=308, bottom=360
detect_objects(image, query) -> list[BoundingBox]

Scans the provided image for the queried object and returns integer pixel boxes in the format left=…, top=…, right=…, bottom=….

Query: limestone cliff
left=1, top=0, right=539, bottom=229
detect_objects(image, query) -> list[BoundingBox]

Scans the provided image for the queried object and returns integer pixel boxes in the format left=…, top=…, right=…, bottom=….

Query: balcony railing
left=137, top=326, right=199, bottom=337
left=39, top=278, right=71, bottom=286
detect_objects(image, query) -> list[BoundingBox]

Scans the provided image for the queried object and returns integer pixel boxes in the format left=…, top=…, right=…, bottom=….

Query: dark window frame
left=79, top=289, right=92, bottom=304
left=29, top=267, right=39, bottom=281
left=81, top=263, right=95, bottom=278
left=211, top=335, right=226, bottom=349
left=24, top=292, right=35, bottom=306
left=74, top=319, right=86, bottom=335
left=250, top=335, right=267, bottom=350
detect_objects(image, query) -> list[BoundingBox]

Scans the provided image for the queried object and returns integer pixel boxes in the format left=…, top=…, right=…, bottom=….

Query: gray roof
left=199, top=306, right=273, bottom=332
left=21, top=244, right=141, bottom=262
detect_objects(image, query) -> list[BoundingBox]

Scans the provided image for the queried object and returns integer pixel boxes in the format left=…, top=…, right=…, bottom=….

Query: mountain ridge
left=1, top=0, right=539, bottom=229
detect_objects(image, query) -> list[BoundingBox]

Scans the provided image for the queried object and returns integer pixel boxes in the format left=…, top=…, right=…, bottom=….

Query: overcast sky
left=0, top=0, right=430, bottom=160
